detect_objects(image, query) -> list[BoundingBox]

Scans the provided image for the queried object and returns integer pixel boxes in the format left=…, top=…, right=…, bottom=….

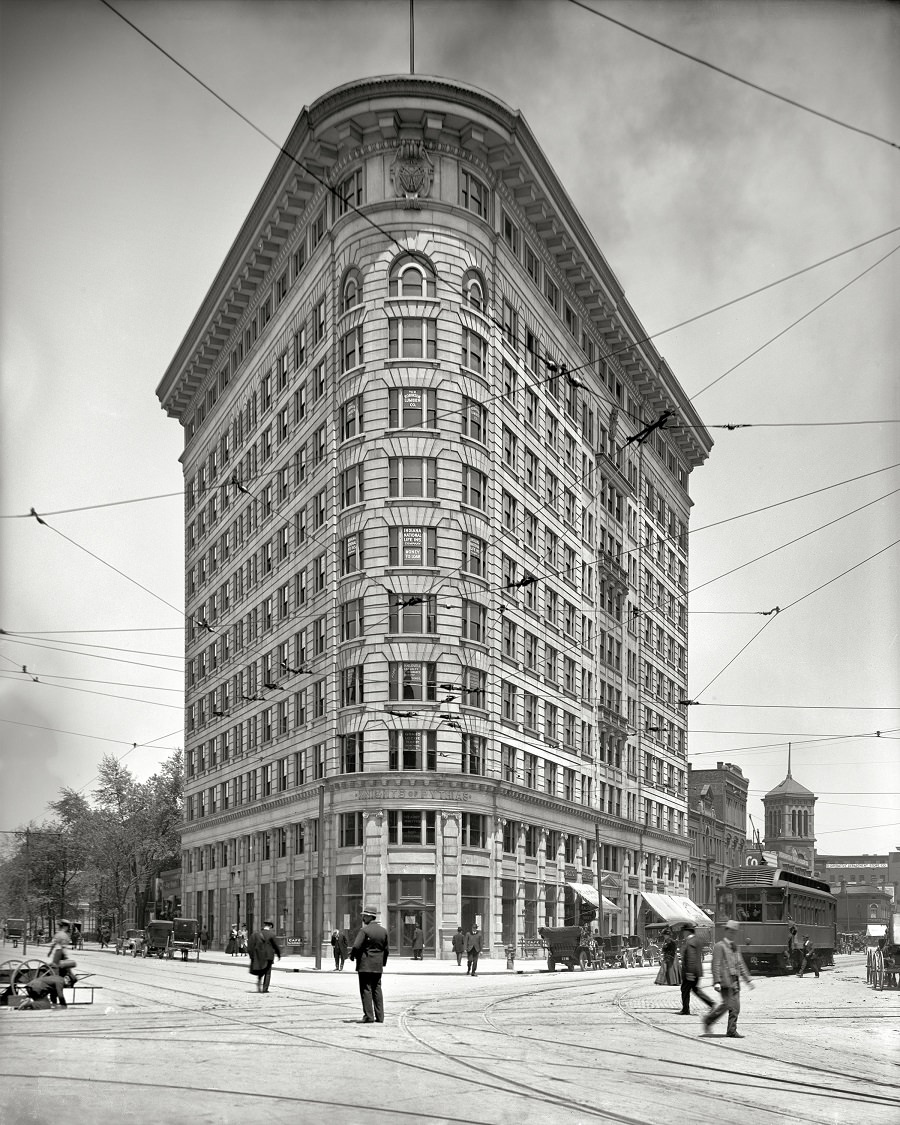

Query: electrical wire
left=691, top=462, right=900, bottom=534
left=7, top=677, right=183, bottom=710
left=2, top=636, right=184, bottom=675
left=567, top=0, right=900, bottom=151
left=1, top=631, right=183, bottom=661
left=0, top=491, right=182, bottom=519
left=689, top=244, right=900, bottom=401
left=689, top=485, right=900, bottom=594
left=29, top=511, right=183, bottom=617
left=0, top=715, right=182, bottom=750
left=0, top=669, right=182, bottom=693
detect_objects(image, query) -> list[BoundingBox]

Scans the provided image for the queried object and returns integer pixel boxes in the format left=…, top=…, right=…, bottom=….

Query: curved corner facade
left=157, top=76, right=712, bottom=956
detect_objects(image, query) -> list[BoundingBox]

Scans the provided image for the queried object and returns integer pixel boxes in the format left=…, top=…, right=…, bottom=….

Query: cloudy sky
left=1, top=0, right=897, bottom=856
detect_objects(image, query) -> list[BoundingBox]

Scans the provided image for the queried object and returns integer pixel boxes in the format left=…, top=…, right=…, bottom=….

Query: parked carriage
left=868, top=915, right=899, bottom=990
left=142, top=920, right=174, bottom=959
left=539, top=925, right=597, bottom=971
left=4, top=919, right=25, bottom=949
left=115, top=928, right=144, bottom=956
left=169, top=918, right=200, bottom=961
left=716, top=867, right=836, bottom=974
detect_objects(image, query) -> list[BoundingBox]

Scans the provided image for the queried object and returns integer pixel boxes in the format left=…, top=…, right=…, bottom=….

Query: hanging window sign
left=402, top=527, right=422, bottom=564
left=403, top=389, right=422, bottom=408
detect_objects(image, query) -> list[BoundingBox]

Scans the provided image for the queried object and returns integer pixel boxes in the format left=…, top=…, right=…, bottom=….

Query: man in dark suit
left=350, top=905, right=389, bottom=1023
left=465, top=922, right=484, bottom=976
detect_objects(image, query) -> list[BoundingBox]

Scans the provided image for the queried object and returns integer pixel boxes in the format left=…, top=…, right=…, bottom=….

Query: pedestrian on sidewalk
left=238, top=925, right=248, bottom=955
left=703, top=920, right=754, bottom=1039
left=226, top=927, right=238, bottom=956
left=349, top=905, right=389, bottom=1023
left=798, top=936, right=819, bottom=979
left=248, top=921, right=281, bottom=993
left=411, top=925, right=424, bottom=960
left=331, top=928, right=348, bottom=970
left=679, top=923, right=713, bottom=1015
left=655, top=927, right=681, bottom=986
left=451, top=926, right=465, bottom=966
left=199, top=927, right=209, bottom=953
left=465, top=923, right=483, bottom=976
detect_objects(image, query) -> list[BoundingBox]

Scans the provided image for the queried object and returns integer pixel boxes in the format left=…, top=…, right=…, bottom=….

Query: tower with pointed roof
left=762, top=745, right=816, bottom=870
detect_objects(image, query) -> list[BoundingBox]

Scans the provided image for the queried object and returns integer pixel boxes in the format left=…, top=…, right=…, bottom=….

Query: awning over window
left=566, top=881, right=622, bottom=912
left=640, top=892, right=710, bottom=928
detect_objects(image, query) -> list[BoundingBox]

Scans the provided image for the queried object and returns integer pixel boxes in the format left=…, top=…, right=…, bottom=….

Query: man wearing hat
left=349, top=904, right=389, bottom=1023
left=679, top=922, right=713, bottom=1016
left=703, top=919, right=754, bottom=1038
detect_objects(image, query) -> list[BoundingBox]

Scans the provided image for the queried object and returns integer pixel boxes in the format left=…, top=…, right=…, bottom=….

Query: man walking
left=798, top=935, right=819, bottom=979
left=350, top=905, right=389, bottom=1023
left=247, top=920, right=281, bottom=993
left=703, top=919, right=754, bottom=1039
left=679, top=922, right=714, bottom=1015
left=451, top=926, right=465, bottom=966
left=465, top=922, right=483, bottom=976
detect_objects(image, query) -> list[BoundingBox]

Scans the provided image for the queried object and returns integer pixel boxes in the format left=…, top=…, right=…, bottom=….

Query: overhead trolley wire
left=688, top=485, right=900, bottom=594
left=689, top=243, right=900, bottom=401
left=0, top=491, right=182, bottom=519
left=0, top=715, right=183, bottom=751
left=567, top=0, right=900, bottom=151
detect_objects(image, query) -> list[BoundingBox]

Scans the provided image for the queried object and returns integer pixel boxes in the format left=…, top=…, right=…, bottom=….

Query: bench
left=519, top=938, right=546, bottom=958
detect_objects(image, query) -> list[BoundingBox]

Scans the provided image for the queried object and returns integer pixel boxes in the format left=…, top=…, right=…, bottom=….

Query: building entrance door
left=390, top=907, right=434, bottom=957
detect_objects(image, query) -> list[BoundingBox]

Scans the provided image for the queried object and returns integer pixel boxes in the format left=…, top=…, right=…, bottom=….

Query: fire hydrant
left=506, top=945, right=516, bottom=970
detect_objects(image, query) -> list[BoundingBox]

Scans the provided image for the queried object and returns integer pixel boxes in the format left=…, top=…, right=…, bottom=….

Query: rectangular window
left=388, top=388, right=437, bottom=429
left=339, top=811, right=364, bottom=847
left=335, top=168, right=363, bottom=218
left=388, top=810, right=436, bottom=846
left=501, top=680, right=517, bottom=721
left=310, top=208, right=326, bottom=251
left=340, top=598, right=364, bottom=641
left=462, top=533, right=486, bottom=576
left=341, top=665, right=364, bottom=707
left=502, top=299, right=518, bottom=349
left=388, top=661, right=437, bottom=701
left=461, top=467, right=487, bottom=510
left=502, top=212, right=519, bottom=256
left=388, top=526, right=437, bottom=567
left=389, top=594, right=437, bottom=634
left=461, top=397, right=488, bottom=442
left=340, top=734, right=364, bottom=774
left=340, top=395, right=363, bottom=441
left=524, top=242, right=540, bottom=285
left=461, top=328, right=486, bottom=374
left=341, top=326, right=363, bottom=372
left=340, top=463, right=364, bottom=508
left=388, top=456, right=438, bottom=498
left=389, top=730, right=437, bottom=771
left=461, top=169, right=488, bottom=218
left=461, top=812, right=486, bottom=847
left=312, top=297, right=326, bottom=345
left=544, top=276, right=559, bottom=313
left=523, top=692, right=537, bottom=731
left=461, top=734, right=486, bottom=776
left=388, top=318, right=436, bottom=359
left=503, top=427, right=518, bottom=468
left=461, top=599, right=486, bottom=643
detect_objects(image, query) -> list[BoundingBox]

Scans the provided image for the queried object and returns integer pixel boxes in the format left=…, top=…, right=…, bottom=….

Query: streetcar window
left=735, top=892, right=762, bottom=923
left=717, top=889, right=734, bottom=917
left=764, top=891, right=784, bottom=921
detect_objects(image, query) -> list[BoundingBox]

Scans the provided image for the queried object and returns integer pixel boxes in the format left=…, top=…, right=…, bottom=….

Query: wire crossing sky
left=0, top=0, right=897, bottom=849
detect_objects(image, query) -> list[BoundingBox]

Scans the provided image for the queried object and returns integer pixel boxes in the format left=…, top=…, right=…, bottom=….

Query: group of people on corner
left=225, top=925, right=249, bottom=956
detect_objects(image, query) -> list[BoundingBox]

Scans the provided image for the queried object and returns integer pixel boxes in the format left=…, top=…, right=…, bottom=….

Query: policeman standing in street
left=703, top=919, right=754, bottom=1038
left=350, top=905, right=389, bottom=1023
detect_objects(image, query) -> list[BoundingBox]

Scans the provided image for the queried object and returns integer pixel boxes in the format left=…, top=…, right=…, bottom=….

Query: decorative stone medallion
left=390, top=140, right=434, bottom=208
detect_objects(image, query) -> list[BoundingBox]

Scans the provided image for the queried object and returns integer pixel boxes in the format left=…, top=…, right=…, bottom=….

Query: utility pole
left=595, top=822, right=604, bottom=940
left=23, top=829, right=29, bottom=957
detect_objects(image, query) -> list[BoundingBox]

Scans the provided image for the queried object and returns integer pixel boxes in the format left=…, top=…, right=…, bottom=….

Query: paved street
left=1, top=950, right=897, bottom=1125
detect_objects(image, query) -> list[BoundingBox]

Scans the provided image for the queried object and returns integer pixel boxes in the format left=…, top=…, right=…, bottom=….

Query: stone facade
left=687, top=762, right=748, bottom=910
left=157, top=76, right=711, bottom=956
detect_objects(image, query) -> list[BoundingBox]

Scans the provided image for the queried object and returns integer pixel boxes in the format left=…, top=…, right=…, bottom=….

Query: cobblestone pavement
left=1, top=950, right=896, bottom=1125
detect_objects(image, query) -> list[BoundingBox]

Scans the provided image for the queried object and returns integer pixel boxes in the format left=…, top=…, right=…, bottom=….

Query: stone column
left=439, top=811, right=461, bottom=959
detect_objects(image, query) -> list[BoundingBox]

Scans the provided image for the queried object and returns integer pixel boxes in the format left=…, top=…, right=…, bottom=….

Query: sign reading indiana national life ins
left=402, top=527, right=422, bottom=564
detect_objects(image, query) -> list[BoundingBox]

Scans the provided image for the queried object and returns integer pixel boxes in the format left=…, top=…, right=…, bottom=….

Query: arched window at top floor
left=341, top=268, right=363, bottom=314
left=462, top=269, right=486, bottom=312
left=389, top=253, right=436, bottom=298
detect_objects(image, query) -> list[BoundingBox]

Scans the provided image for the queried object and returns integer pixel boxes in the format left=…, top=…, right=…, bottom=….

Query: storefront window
left=461, top=875, right=489, bottom=944
left=336, top=874, right=363, bottom=940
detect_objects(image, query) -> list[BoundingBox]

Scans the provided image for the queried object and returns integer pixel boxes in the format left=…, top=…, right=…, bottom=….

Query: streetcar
left=715, top=867, right=836, bottom=974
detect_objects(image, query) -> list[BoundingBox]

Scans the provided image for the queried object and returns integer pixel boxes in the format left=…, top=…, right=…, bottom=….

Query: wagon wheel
left=866, top=949, right=873, bottom=984
left=873, top=948, right=885, bottom=991
left=546, top=955, right=556, bottom=972
left=10, top=959, right=54, bottom=997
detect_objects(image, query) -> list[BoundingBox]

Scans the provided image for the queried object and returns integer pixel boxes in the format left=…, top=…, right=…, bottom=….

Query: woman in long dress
left=225, top=927, right=237, bottom=956
left=654, top=929, right=681, bottom=985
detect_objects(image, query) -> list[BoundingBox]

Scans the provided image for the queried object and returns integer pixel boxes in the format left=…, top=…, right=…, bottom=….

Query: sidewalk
left=188, top=947, right=552, bottom=976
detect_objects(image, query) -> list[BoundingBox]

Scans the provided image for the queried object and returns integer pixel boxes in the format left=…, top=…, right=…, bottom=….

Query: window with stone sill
left=461, top=170, right=489, bottom=220
left=389, top=526, right=437, bottom=567
left=388, top=661, right=437, bottom=701
left=389, top=456, right=437, bottom=499
left=462, top=268, right=486, bottom=310
left=461, top=397, right=488, bottom=442
left=389, top=254, right=436, bottom=298
left=389, top=730, right=437, bottom=772
left=388, top=810, right=436, bottom=846
left=461, top=328, right=486, bottom=375
left=461, top=735, right=486, bottom=776
left=389, top=318, right=436, bottom=360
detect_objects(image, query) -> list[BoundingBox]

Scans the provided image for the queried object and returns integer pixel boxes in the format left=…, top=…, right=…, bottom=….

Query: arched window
left=791, top=809, right=797, bottom=836
left=462, top=269, right=485, bottom=311
left=341, top=268, right=362, bottom=313
left=389, top=254, right=436, bottom=298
